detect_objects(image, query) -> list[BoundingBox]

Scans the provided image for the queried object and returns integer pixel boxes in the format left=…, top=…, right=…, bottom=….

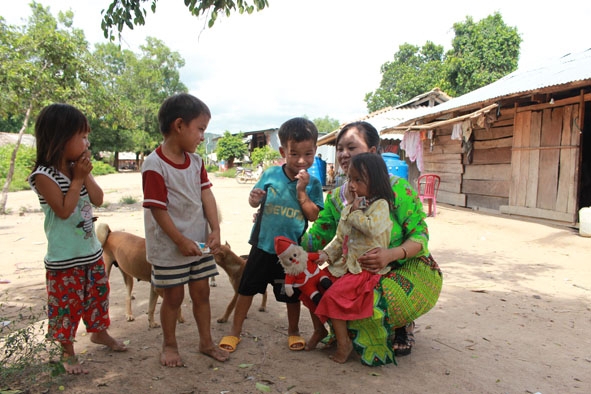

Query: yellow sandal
left=288, top=335, right=305, bottom=351
left=219, top=336, right=241, bottom=353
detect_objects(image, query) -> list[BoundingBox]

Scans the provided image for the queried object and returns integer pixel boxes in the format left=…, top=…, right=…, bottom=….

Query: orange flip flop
left=219, top=335, right=241, bottom=353
left=288, top=335, right=305, bottom=351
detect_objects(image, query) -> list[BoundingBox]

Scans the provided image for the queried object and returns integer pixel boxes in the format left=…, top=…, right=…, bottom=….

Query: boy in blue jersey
left=219, top=117, right=324, bottom=353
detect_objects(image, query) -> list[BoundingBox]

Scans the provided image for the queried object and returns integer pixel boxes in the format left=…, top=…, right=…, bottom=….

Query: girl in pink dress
left=315, top=152, right=394, bottom=363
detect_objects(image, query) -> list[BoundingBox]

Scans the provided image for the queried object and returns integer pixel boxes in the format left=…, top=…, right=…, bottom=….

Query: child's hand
left=178, top=236, right=202, bottom=257
left=249, top=188, right=266, bottom=207
left=206, top=229, right=221, bottom=254
left=351, top=196, right=366, bottom=211
left=295, top=169, right=310, bottom=191
left=252, top=208, right=260, bottom=223
left=316, top=251, right=329, bottom=264
left=72, top=150, right=93, bottom=180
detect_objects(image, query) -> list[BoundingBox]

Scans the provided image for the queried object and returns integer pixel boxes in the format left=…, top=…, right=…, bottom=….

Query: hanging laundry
left=451, top=122, right=462, bottom=140
left=461, top=120, right=472, bottom=141
left=400, top=131, right=424, bottom=172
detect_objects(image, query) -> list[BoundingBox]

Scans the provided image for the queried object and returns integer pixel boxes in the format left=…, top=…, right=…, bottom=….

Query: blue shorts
left=151, top=255, right=218, bottom=288
left=238, top=246, right=300, bottom=304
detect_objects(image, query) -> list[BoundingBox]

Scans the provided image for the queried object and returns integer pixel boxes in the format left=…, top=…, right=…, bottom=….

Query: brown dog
left=212, top=243, right=267, bottom=323
left=96, top=223, right=184, bottom=328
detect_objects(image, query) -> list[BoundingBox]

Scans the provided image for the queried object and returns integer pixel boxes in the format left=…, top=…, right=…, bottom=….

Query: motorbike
left=235, top=166, right=259, bottom=183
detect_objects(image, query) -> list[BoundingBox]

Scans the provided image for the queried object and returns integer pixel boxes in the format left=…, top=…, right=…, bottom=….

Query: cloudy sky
left=3, top=0, right=590, bottom=135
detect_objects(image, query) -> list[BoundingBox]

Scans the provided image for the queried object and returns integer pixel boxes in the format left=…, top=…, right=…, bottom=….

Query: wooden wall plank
left=525, top=111, right=542, bottom=208
left=462, top=179, right=510, bottom=197
left=473, top=137, right=513, bottom=149
left=435, top=134, right=460, bottom=146
left=423, top=162, right=464, bottom=174
left=517, top=111, right=532, bottom=207
left=437, top=172, right=462, bottom=185
left=473, top=125, right=513, bottom=140
left=439, top=181, right=462, bottom=194
left=556, top=105, right=573, bottom=212
left=472, top=147, right=512, bottom=164
left=510, top=111, right=525, bottom=205
left=436, top=190, right=466, bottom=206
left=569, top=103, right=582, bottom=214
left=464, top=164, right=511, bottom=181
left=537, top=108, right=562, bottom=209
left=423, top=153, right=462, bottom=163
left=427, top=142, right=463, bottom=154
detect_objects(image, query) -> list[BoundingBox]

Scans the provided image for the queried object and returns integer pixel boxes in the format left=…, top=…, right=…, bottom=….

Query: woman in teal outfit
left=302, top=121, right=443, bottom=366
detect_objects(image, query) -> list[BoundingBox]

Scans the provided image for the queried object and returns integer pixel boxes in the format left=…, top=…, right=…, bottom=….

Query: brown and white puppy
left=212, top=243, right=267, bottom=323
left=96, top=223, right=184, bottom=328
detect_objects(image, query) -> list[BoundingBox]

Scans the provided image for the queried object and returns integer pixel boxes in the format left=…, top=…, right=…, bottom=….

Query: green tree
left=365, top=12, right=520, bottom=111
left=250, top=145, right=280, bottom=166
left=365, top=42, right=446, bottom=112
left=101, top=0, right=269, bottom=41
left=216, top=131, right=248, bottom=169
left=88, top=42, right=137, bottom=163
left=90, top=38, right=187, bottom=168
left=444, top=12, right=521, bottom=96
left=313, top=116, right=340, bottom=134
left=0, top=2, right=97, bottom=213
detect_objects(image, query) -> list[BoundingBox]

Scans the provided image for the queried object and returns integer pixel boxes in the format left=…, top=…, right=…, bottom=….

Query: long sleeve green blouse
left=302, top=176, right=430, bottom=263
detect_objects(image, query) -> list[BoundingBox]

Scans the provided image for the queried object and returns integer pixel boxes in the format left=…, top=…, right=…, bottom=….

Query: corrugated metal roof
left=395, top=48, right=591, bottom=125
left=363, top=106, right=434, bottom=136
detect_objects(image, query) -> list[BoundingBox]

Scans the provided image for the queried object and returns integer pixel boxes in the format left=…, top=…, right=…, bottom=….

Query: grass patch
left=1, top=297, right=65, bottom=391
left=119, top=195, right=138, bottom=205
left=218, top=167, right=237, bottom=178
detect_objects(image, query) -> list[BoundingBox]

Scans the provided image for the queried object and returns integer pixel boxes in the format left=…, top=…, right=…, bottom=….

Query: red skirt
left=314, top=270, right=380, bottom=323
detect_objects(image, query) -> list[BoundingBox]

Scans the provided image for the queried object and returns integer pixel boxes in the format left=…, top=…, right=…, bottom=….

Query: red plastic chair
left=417, top=174, right=441, bottom=217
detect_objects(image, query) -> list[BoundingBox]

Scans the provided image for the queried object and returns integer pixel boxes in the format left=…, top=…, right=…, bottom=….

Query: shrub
left=205, top=164, right=218, bottom=173
left=0, top=145, right=114, bottom=191
left=119, top=195, right=137, bottom=204
left=91, top=159, right=117, bottom=176
left=0, top=299, right=65, bottom=390
left=218, top=167, right=237, bottom=178
left=0, top=144, right=36, bottom=192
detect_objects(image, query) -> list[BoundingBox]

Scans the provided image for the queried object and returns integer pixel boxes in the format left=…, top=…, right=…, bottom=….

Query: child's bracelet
left=400, top=246, right=408, bottom=260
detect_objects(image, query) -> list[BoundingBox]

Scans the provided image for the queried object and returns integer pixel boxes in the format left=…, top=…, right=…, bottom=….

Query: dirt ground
left=1, top=172, right=590, bottom=394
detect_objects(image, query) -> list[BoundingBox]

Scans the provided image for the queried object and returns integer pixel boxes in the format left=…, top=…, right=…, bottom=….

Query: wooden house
left=381, top=49, right=591, bottom=225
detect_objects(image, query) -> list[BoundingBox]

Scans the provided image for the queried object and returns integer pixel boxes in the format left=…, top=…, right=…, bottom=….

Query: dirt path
left=1, top=172, right=590, bottom=393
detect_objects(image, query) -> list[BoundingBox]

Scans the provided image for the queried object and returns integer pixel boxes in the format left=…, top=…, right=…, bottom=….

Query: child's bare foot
left=90, top=331, right=127, bottom=352
left=305, top=326, right=329, bottom=350
left=160, top=345, right=185, bottom=367
left=200, top=343, right=229, bottom=362
left=61, top=354, right=88, bottom=375
left=329, top=339, right=353, bottom=364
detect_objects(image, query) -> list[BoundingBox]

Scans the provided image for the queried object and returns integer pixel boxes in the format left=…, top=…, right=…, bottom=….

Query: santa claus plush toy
left=274, top=236, right=333, bottom=305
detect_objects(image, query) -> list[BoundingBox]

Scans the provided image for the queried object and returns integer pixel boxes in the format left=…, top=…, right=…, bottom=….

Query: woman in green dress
left=302, top=121, right=443, bottom=366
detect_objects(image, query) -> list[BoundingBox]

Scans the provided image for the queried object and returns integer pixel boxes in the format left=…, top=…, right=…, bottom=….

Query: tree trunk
left=0, top=103, right=33, bottom=214
left=114, top=151, right=120, bottom=172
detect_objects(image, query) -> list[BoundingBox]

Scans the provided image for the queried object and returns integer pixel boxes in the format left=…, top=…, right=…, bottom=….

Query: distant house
left=380, top=49, right=591, bottom=225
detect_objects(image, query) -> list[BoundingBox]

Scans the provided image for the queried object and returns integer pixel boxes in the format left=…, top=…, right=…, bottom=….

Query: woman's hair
left=33, top=103, right=90, bottom=169
left=335, top=121, right=381, bottom=152
left=158, top=93, right=211, bottom=135
left=350, top=152, right=394, bottom=211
